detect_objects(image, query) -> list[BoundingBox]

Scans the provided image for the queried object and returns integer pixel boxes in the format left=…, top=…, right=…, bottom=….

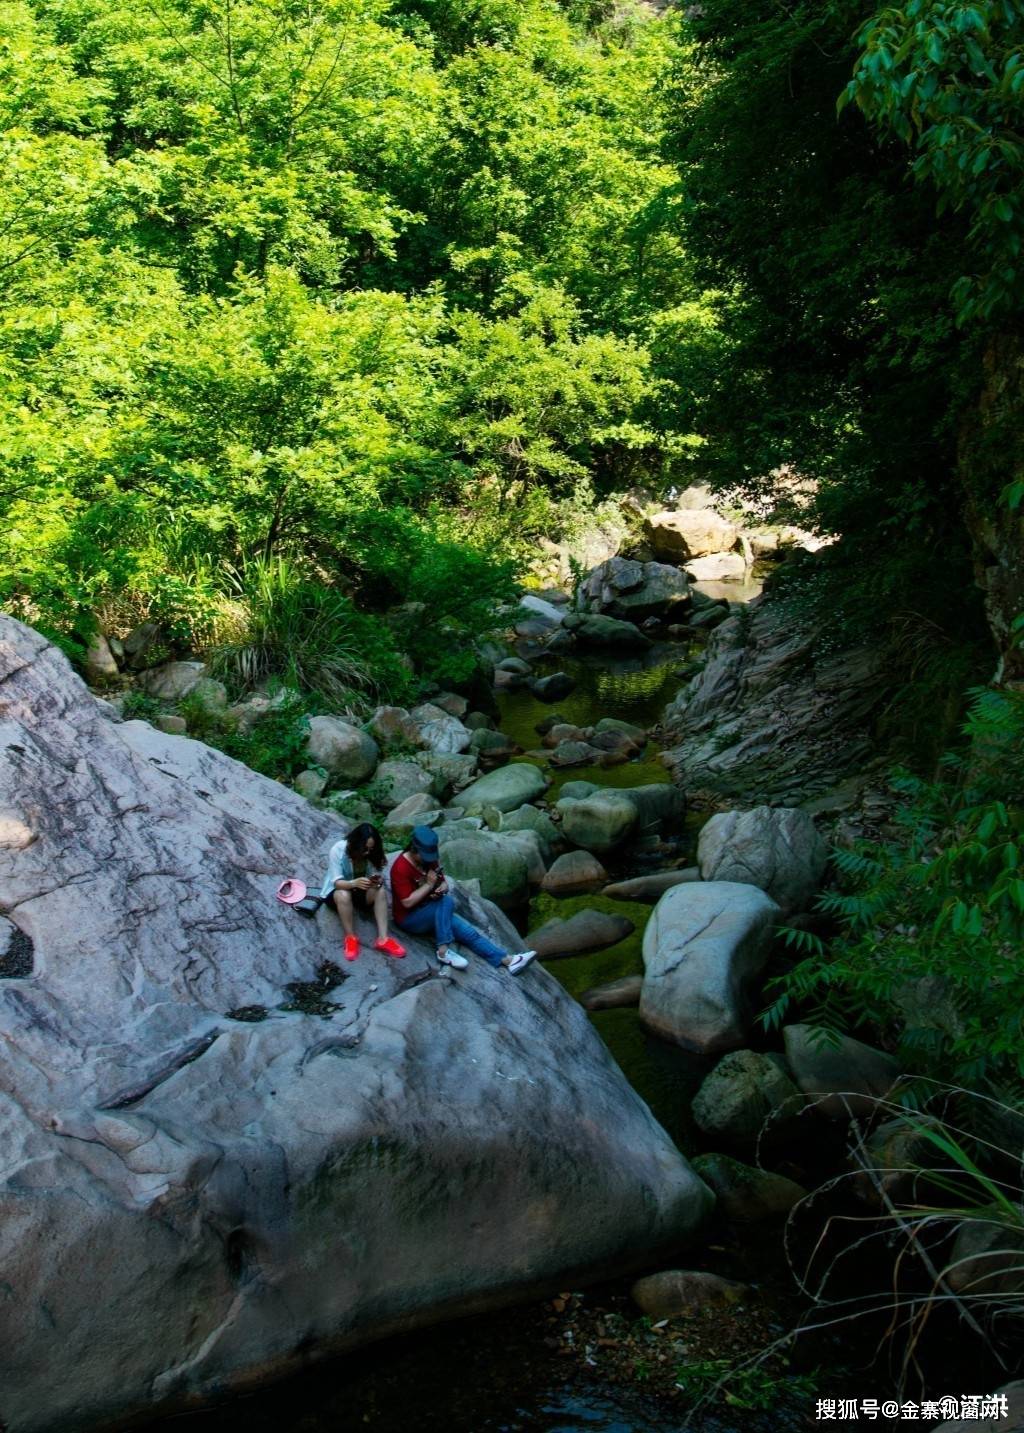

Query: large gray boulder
left=373, top=758, right=436, bottom=807
left=0, top=617, right=713, bottom=1433
left=555, top=783, right=683, bottom=856
left=644, top=509, right=738, bottom=560
left=783, top=1024, right=900, bottom=1119
left=697, top=806, right=828, bottom=915
left=579, top=558, right=691, bottom=623
left=437, top=833, right=532, bottom=908
left=640, top=882, right=780, bottom=1053
left=457, top=762, right=548, bottom=814
left=408, top=703, right=472, bottom=755
left=556, top=790, right=639, bottom=853
left=139, top=659, right=208, bottom=702
left=562, top=612, right=652, bottom=650
left=306, top=714, right=379, bottom=782
left=691, top=1049, right=804, bottom=1144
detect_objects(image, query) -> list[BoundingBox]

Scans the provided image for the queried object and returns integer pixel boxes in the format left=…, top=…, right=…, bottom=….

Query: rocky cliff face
left=661, top=595, right=888, bottom=806
left=0, top=618, right=711, bottom=1433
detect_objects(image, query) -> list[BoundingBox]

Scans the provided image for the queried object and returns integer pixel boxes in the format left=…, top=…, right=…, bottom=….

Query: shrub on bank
left=766, top=685, right=1024, bottom=1098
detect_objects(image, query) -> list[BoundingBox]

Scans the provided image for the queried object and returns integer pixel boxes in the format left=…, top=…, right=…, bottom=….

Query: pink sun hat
left=276, top=878, right=308, bottom=905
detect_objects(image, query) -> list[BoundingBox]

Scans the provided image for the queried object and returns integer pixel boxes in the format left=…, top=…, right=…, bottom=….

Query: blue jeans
left=399, top=893, right=507, bottom=968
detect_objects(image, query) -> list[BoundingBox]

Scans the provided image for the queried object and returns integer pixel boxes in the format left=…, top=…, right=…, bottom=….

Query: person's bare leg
left=333, top=889, right=355, bottom=935
left=372, top=886, right=389, bottom=941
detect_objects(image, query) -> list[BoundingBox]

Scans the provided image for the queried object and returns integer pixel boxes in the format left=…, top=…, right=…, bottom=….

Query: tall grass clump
left=782, top=1087, right=1024, bottom=1384
left=208, top=557, right=411, bottom=710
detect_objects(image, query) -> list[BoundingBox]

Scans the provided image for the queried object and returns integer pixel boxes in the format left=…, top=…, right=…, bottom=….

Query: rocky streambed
left=5, top=510, right=1012, bottom=1432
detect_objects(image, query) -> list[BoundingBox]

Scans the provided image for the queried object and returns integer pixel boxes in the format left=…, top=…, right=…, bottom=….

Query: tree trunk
left=957, top=331, right=1024, bottom=683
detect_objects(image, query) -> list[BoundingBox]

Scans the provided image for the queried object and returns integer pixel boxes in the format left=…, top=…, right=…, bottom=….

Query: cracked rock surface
left=661, top=596, right=887, bottom=805
left=0, top=618, right=711, bottom=1432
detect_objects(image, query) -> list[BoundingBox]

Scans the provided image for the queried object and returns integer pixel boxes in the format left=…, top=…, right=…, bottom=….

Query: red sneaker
left=343, top=934, right=360, bottom=961
left=374, top=936, right=406, bottom=958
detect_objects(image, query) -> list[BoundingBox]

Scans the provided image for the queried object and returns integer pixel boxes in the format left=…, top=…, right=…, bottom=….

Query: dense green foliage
left=0, top=0, right=700, bottom=687
left=662, top=0, right=996, bottom=652
left=3, top=0, right=1021, bottom=1099
left=767, top=684, right=1024, bottom=1093
left=676, top=0, right=1024, bottom=1097
left=846, top=0, right=1024, bottom=324
left=8, top=0, right=1015, bottom=688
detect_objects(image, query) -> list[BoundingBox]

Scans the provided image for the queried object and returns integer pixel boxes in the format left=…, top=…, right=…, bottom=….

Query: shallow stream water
left=495, top=641, right=710, bottom=1148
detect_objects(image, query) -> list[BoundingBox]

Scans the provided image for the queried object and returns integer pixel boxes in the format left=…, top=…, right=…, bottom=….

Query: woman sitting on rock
left=321, top=823, right=406, bottom=962
left=390, top=826, right=537, bottom=975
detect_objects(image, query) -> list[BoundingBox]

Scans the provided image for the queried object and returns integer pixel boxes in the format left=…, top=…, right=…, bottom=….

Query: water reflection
left=592, top=660, right=678, bottom=708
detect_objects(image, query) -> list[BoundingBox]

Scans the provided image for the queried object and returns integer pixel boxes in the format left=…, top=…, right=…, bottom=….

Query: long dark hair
left=346, top=822, right=384, bottom=870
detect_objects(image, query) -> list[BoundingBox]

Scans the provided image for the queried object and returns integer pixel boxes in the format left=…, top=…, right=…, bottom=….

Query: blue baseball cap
left=410, top=825, right=440, bottom=861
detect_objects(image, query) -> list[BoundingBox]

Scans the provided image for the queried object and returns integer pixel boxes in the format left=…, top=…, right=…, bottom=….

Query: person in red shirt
left=392, top=826, right=537, bottom=975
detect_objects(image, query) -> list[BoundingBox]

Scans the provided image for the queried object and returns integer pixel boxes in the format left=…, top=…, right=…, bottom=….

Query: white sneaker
left=506, top=949, right=537, bottom=976
left=437, top=947, right=469, bottom=970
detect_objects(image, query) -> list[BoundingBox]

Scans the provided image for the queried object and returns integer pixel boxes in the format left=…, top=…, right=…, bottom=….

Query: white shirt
left=320, top=839, right=355, bottom=899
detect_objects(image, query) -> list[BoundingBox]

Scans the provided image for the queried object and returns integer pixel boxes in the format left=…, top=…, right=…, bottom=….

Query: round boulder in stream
left=697, top=806, right=828, bottom=916
left=557, top=789, right=638, bottom=853
left=531, top=910, right=636, bottom=959
left=457, top=762, right=549, bottom=813
left=530, top=671, right=576, bottom=703
left=435, top=833, right=532, bottom=908
left=691, top=1153, right=806, bottom=1223
left=500, top=804, right=561, bottom=861
left=306, top=714, right=379, bottom=782
left=631, top=1268, right=749, bottom=1317
left=603, top=869, right=700, bottom=902
left=782, top=1023, right=900, bottom=1118
left=541, top=850, right=607, bottom=897
left=562, top=612, right=653, bottom=650
left=0, top=617, right=713, bottom=1433
left=691, top=1049, right=805, bottom=1144
left=640, top=881, right=780, bottom=1053
left=556, top=784, right=685, bottom=856
left=580, top=975, right=644, bottom=1012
